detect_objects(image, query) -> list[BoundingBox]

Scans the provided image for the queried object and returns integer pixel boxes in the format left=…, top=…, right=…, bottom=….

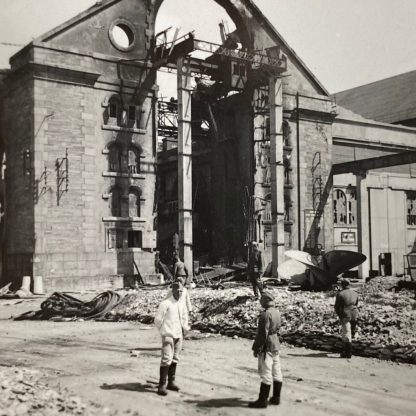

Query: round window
left=109, top=20, right=135, bottom=52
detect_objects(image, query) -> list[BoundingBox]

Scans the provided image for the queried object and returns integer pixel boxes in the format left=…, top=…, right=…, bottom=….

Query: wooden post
left=269, top=76, right=285, bottom=277
left=177, top=57, right=193, bottom=281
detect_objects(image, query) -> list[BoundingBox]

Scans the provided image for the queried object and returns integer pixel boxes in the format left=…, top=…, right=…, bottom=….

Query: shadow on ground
left=185, top=397, right=248, bottom=408
left=287, top=352, right=331, bottom=358
left=101, top=382, right=155, bottom=393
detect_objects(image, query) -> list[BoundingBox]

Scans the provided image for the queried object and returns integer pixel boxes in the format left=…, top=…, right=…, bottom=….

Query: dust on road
left=0, top=299, right=415, bottom=416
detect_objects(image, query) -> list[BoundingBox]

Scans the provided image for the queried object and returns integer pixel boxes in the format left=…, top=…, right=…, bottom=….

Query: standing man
left=165, top=276, right=193, bottom=314
left=249, top=291, right=283, bottom=408
left=154, top=281, right=190, bottom=396
left=173, top=254, right=189, bottom=283
left=334, top=278, right=359, bottom=358
left=247, top=241, right=264, bottom=298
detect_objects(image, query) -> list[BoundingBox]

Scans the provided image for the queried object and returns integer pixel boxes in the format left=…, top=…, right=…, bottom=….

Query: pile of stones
left=109, top=278, right=416, bottom=364
left=0, top=366, right=138, bottom=416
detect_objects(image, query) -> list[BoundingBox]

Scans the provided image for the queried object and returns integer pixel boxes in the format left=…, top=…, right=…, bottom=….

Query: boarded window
left=108, top=229, right=123, bottom=249
left=128, top=148, right=140, bottom=174
left=129, top=189, right=141, bottom=217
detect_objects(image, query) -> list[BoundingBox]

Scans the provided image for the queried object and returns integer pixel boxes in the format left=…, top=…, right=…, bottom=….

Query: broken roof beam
left=332, top=150, right=416, bottom=175
left=164, top=58, right=219, bottom=75
left=153, top=33, right=196, bottom=68
left=193, top=39, right=287, bottom=72
left=154, top=33, right=287, bottom=73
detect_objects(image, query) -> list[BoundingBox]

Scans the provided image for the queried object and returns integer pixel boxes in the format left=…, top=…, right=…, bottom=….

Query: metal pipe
left=296, top=93, right=301, bottom=249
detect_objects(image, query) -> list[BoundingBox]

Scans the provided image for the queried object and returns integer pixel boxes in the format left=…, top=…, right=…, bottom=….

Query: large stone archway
left=151, top=0, right=253, bottom=49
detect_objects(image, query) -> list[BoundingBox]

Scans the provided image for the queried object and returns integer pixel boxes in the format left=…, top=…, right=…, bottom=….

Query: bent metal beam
left=332, top=150, right=416, bottom=175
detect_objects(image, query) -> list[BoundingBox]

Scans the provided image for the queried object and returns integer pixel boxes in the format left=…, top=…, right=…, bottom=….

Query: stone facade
left=0, top=0, right=158, bottom=290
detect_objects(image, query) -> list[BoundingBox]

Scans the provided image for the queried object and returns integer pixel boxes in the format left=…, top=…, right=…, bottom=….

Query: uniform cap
left=261, top=291, right=275, bottom=302
left=341, top=278, right=350, bottom=288
left=171, top=281, right=183, bottom=290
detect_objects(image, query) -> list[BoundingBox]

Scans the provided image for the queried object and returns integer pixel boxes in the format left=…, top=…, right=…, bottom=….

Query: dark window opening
left=110, top=188, right=121, bottom=217
left=407, top=191, right=416, bottom=225
left=128, top=105, right=136, bottom=121
left=128, top=230, right=142, bottom=248
left=233, top=62, right=239, bottom=75
left=108, top=144, right=122, bottom=172
left=109, top=101, right=118, bottom=118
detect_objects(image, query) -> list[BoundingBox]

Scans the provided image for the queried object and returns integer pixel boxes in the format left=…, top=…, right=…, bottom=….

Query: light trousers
left=258, top=351, right=283, bottom=385
left=161, top=336, right=183, bottom=366
left=340, top=318, right=357, bottom=343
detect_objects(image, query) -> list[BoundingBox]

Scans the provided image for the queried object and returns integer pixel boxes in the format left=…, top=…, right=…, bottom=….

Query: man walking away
left=154, top=281, right=190, bottom=395
left=249, top=291, right=283, bottom=409
left=334, top=278, right=358, bottom=358
left=174, top=254, right=189, bottom=283
left=247, top=241, right=264, bottom=298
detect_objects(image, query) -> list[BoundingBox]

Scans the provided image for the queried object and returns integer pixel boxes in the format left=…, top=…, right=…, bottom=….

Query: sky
left=0, top=0, right=415, bottom=94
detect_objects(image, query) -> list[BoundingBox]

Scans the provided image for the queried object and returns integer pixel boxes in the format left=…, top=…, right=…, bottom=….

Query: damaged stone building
left=1, top=0, right=416, bottom=291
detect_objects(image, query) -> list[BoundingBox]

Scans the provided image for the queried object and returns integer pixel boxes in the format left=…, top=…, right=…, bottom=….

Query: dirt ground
left=0, top=297, right=415, bottom=416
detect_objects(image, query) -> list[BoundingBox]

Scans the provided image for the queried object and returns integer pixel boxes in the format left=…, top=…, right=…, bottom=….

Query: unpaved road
left=0, top=298, right=415, bottom=416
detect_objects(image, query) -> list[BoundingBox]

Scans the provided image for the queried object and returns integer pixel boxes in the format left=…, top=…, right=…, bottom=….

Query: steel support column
left=355, top=170, right=369, bottom=281
left=269, top=77, right=285, bottom=276
left=177, top=57, right=193, bottom=280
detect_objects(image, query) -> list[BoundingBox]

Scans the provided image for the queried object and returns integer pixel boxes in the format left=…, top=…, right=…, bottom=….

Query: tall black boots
left=340, top=342, right=352, bottom=358
left=269, top=381, right=282, bottom=405
left=157, top=363, right=180, bottom=395
left=248, top=383, right=270, bottom=408
left=157, top=366, right=169, bottom=396
left=167, top=362, right=180, bottom=391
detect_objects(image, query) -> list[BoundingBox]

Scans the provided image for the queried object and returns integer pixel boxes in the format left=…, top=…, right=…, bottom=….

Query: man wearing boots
left=335, top=278, right=359, bottom=358
left=154, top=281, right=190, bottom=396
left=249, top=291, right=283, bottom=409
left=247, top=241, right=264, bottom=298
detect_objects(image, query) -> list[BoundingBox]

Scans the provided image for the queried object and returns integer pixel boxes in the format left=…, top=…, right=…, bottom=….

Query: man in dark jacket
left=334, top=279, right=359, bottom=358
left=247, top=241, right=264, bottom=298
left=249, top=291, right=283, bottom=409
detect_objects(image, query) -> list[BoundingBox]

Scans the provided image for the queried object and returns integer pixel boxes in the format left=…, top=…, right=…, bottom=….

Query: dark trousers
left=249, top=272, right=264, bottom=296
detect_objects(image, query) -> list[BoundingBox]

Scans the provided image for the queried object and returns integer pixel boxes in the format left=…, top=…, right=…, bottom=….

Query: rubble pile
left=109, top=279, right=416, bottom=364
left=0, top=366, right=137, bottom=416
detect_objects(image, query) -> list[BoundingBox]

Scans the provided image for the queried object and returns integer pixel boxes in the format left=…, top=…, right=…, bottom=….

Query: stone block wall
left=1, top=0, right=159, bottom=290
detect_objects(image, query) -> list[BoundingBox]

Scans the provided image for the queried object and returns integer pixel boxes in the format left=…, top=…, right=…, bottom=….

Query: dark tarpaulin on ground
left=14, top=291, right=123, bottom=321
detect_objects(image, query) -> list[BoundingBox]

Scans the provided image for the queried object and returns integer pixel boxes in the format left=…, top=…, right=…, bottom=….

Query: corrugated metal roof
left=334, top=70, right=416, bottom=124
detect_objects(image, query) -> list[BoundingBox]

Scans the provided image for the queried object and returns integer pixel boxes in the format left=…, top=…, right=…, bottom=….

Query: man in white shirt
left=164, top=276, right=193, bottom=314
left=154, top=281, right=190, bottom=396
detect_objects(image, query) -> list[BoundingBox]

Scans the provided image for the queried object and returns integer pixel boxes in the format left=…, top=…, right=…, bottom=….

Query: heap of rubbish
left=0, top=366, right=137, bottom=416
left=108, top=277, right=416, bottom=363
left=15, top=276, right=416, bottom=363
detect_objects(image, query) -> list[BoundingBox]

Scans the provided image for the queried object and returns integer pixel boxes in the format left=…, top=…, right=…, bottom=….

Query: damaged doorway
left=154, top=0, right=253, bottom=270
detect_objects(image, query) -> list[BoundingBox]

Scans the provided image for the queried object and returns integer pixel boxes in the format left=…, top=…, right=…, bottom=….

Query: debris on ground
left=12, top=276, right=416, bottom=363
left=0, top=366, right=138, bottom=416
left=108, top=277, right=416, bottom=363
